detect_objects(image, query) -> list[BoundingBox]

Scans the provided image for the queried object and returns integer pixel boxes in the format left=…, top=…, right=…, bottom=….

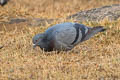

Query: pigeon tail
left=83, top=26, right=106, bottom=41
left=93, top=26, right=106, bottom=32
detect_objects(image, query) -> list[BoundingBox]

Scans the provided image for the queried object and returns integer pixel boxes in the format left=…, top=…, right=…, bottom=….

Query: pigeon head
left=32, top=33, right=45, bottom=49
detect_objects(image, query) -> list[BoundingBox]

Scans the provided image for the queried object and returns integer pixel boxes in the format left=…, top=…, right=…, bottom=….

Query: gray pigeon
left=0, top=0, right=8, bottom=6
left=32, top=22, right=106, bottom=52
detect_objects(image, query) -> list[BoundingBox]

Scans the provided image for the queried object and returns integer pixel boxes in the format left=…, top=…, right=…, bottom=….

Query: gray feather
left=82, top=26, right=106, bottom=41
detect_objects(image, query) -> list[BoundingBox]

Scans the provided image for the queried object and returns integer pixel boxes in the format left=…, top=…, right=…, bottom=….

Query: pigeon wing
left=53, top=25, right=80, bottom=51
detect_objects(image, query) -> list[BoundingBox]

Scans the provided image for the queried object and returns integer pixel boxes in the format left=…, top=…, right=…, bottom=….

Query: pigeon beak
left=33, top=44, right=37, bottom=49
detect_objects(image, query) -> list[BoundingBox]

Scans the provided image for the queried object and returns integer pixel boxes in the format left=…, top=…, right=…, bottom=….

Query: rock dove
left=0, top=0, right=8, bottom=6
left=32, top=22, right=106, bottom=52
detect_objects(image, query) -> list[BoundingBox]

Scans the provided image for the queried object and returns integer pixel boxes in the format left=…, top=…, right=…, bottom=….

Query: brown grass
left=0, top=0, right=120, bottom=80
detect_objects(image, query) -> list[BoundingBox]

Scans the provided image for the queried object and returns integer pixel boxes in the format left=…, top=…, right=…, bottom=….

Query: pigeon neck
left=40, top=35, right=54, bottom=52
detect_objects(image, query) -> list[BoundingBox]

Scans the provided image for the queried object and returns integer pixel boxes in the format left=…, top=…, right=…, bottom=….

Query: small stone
left=0, top=45, right=4, bottom=49
left=99, top=77, right=105, bottom=80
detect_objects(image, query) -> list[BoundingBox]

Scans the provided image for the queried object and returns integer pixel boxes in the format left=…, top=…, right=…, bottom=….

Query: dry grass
left=0, top=0, right=120, bottom=80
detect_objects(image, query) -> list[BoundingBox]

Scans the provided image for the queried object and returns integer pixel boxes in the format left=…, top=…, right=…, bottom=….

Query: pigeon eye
left=35, top=40, right=38, bottom=42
